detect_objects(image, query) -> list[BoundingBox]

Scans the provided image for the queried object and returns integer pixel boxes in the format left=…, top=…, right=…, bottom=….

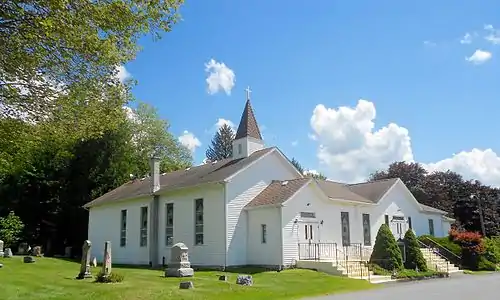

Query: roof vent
left=281, top=181, right=289, bottom=186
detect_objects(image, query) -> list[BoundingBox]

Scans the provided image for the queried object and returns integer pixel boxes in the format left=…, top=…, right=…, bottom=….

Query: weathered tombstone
left=0, top=240, right=4, bottom=257
left=101, top=241, right=112, bottom=277
left=236, top=275, right=253, bottom=286
left=76, top=240, right=92, bottom=279
left=4, top=248, right=13, bottom=258
left=32, top=246, right=42, bottom=257
left=165, top=242, right=194, bottom=277
left=64, top=246, right=72, bottom=258
left=219, top=275, right=228, bottom=281
left=91, top=257, right=97, bottom=267
left=23, top=256, right=35, bottom=263
left=0, top=263, right=3, bottom=268
left=179, top=281, right=194, bottom=289
left=18, top=242, right=28, bottom=255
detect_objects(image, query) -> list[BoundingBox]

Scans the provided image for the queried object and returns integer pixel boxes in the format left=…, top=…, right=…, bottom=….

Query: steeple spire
left=235, top=87, right=262, bottom=140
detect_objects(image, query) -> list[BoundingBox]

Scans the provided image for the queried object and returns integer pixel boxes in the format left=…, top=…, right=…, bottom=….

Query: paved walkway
left=306, top=273, right=500, bottom=300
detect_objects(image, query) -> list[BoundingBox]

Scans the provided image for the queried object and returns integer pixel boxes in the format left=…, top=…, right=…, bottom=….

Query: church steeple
left=232, top=87, right=264, bottom=159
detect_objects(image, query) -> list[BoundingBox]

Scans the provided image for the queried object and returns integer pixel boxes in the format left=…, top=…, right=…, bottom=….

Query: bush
left=94, top=272, right=124, bottom=283
left=369, top=224, right=403, bottom=271
left=451, top=231, right=484, bottom=270
left=483, top=237, right=500, bottom=264
left=404, top=229, right=428, bottom=271
left=477, top=256, right=496, bottom=271
left=394, top=269, right=447, bottom=279
left=418, top=234, right=462, bottom=257
left=0, top=211, right=24, bottom=247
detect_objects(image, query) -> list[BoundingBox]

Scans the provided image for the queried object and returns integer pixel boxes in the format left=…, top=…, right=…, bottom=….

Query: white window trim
left=165, top=203, right=174, bottom=246
left=140, top=206, right=148, bottom=247
left=194, top=198, right=204, bottom=245
left=120, top=209, right=127, bottom=247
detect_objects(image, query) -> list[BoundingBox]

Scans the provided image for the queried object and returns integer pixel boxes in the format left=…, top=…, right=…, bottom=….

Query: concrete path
left=305, top=273, right=500, bottom=300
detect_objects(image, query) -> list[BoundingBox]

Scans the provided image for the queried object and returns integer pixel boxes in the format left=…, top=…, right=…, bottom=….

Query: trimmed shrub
left=483, top=237, right=500, bottom=264
left=369, top=224, right=403, bottom=271
left=404, top=229, right=428, bottom=271
left=477, top=256, right=496, bottom=271
left=451, top=231, right=484, bottom=270
left=94, top=272, right=124, bottom=283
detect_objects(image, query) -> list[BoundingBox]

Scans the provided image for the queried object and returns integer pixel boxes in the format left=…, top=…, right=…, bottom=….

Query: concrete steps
left=297, top=260, right=392, bottom=283
left=420, top=248, right=462, bottom=274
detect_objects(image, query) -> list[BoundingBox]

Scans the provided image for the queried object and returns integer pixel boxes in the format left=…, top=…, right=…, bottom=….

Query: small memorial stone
left=179, top=281, right=194, bottom=289
left=219, top=275, right=228, bottom=281
left=76, top=240, right=92, bottom=279
left=236, top=275, right=253, bottom=286
left=165, top=242, right=194, bottom=277
left=64, top=246, right=72, bottom=258
left=4, top=248, right=13, bottom=258
left=101, top=241, right=112, bottom=277
left=32, top=246, right=42, bottom=257
left=23, top=256, right=35, bottom=263
left=0, top=263, right=3, bottom=268
left=18, top=242, right=29, bottom=255
left=0, top=240, right=4, bottom=257
left=91, top=257, right=97, bottom=267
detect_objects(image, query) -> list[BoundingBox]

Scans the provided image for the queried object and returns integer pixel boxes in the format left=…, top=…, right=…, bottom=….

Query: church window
left=238, top=143, right=242, bottom=154
left=140, top=206, right=148, bottom=247
left=408, top=217, right=412, bottom=229
left=194, top=198, right=204, bottom=245
left=362, top=213, right=371, bottom=246
left=428, top=219, right=434, bottom=236
left=384, top=214, right=389, bottom=225
left=165, top=203, right=174, bottom=246
left=120, top=209, right=127, bottom=247
left=261, top=224, right=267, bottom=244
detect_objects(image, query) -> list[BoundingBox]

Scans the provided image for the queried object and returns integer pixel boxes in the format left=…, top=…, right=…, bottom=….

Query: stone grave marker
left=32, top=246, right=42, bottom=257
left=165, top=242, right=194, bottom=277
left=101, top=241, right=112, bottom=277
left=18, top=242, right=29, bottom=255
left=23, top=256, right=35, bottom=263
left=64, top=246, right=72, bottom=258
left=4, top=248, right=13, bottom=258
left=91, top=257, right=97, bottom=268
left=0, top=240, right=4, bottom=257
left=179, top=281, right=194, bottom=289
left=76, top=240, right=92, bottom=279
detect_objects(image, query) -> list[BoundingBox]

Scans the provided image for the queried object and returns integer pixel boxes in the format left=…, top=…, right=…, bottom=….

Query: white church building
left=84, top=92, right=454, bottom=269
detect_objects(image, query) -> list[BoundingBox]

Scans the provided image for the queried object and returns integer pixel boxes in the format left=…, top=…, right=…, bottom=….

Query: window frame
left=194, top=198, right=204, bottom=245
left=120, top=209, right=127, bottom=247
left=428, top=219, right=435, bottom=236
left=140, top=206, right=148, bottom=247
left=261, top=224, right=267, bottom=244
left=165, top=203, right=174, bottom=246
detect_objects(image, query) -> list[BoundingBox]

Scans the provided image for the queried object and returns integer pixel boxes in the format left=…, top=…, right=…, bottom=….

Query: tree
left=0, top=211, right=24, bottom=247
left=290, top=157, right=328, bottom=180
left=369, top=224, right=403, bottom=271
left=1, top=0, right=184, bottom=123
left=291, top=158, right=304, bottom=174
left=205, top=124, right=235, bottom=161
left=403, top=229, right=427, bottom=271
left=369, top=162, right=428, bottom=192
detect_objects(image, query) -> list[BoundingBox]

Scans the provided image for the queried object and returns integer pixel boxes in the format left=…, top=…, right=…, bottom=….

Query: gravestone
left=0, top=263, right=3, bottom=268
left=32, top=246, right=42, bottom=257
left=76, top=240, right=92, bottom=279
left=18, top=242, right=29, bottom=255
left=101, top=241, right=112, bottom=277
left=0, top=240, right=4, bottom=257
left=4, top=248, right=13, bottom=258
left=219, top=275, right=228, bottom=281
left=64, top=246, right=72, bottom=258
left=23, top=256, right=35, bottom=263
left=179, top=281, right=194, bottom=289
left=91, top=257, right=97, bottom=268
left=165, top=242, right=194, bottom=277
left=236, top=275, right=253, bottom=286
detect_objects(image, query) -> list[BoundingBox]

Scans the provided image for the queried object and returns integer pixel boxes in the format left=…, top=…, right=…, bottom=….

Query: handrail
left=420, top=236, right=461, bottom=268
left=417, top=239, right=458, bottom=271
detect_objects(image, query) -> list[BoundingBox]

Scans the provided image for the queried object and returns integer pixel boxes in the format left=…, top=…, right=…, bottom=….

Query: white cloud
left=304, top=169, right=319, bottom=176
left=291, top=140, right=299, bottom=147
left=423, top=40, right=436, bottom=47
left=484, top=24, right=500, bottom=44
left=309, top=100, right=500, bottom=187
left=178, top=130, right=201, bottom=153
left=116, top=65, right=131, bottom=83
left=460, top=33, right=472, bottom=44
left=205, top=59, right=235, bottom=95
left=465, top=49, right=492, bottom=64
left=215, top=118, right=235, bottom=130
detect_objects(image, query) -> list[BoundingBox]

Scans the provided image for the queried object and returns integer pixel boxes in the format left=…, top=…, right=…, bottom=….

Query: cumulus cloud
left=460, top=33, right=473, bottom=44
left=205, top=59, right=235, bottom=95
left=178, top=130, right=201, bottom=153
left=215, top=118, right=235, bottom=130
left=116, top=65, right=131, bottom=83
left=484, top=24, right=500, bottom=44
left=291, top=140, right=299, bottom=147
left=466, top=49, right=492, bottom=64
left=309, top=100, right=500, bottom=187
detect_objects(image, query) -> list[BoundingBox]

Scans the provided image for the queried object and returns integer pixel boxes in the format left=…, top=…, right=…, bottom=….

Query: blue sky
left=124, top=0, right=500, bottom=185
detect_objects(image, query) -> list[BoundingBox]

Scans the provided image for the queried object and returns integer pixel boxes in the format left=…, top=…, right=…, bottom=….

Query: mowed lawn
left=0, top=257, right=375, bottom=300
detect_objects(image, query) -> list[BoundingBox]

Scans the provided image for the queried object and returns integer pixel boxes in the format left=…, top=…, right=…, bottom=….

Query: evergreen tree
left=290, top=157, right=328, bottom=180
left=205, top=124, right=235, bottom=161
left=369, top=224, right=404, bottom=271
left=403, top=229, right=428, bottom=271
left=291, top=158, right=304, bottom=174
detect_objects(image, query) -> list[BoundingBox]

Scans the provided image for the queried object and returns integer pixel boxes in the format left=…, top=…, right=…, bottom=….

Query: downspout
left=279, top=204, right=284, bottom=269
left=223, top=182, right=228, bottom=270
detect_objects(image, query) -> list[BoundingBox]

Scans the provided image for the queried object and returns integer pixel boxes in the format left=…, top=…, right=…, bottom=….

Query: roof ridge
left=347, top=177, right=398, bottom=186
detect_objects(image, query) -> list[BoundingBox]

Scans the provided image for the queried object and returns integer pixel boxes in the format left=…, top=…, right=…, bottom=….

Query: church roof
left=316, top=180, right=373, bottom=203
left=235, top=99, right=263, bottom=140
left=345, top=178, right=399, bottom=203
left=84, top=147, right=276, bottom=208
left=245, top=178, right=311, bottom=208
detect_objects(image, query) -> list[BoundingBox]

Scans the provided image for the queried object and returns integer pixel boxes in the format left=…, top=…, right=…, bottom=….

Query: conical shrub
left=403, top=229, right=428, bottom=271
left=369, top=224, right=403, bottom=271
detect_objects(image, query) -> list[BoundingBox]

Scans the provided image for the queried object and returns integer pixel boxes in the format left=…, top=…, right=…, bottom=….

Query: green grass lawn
left=0, top=257, right=375, bottom=300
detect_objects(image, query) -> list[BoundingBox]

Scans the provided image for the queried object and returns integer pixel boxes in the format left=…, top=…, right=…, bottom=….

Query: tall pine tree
left=206, top=124, right=235, bottom=161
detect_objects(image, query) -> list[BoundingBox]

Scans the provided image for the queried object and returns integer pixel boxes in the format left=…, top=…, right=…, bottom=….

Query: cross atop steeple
left=245, top=86, right=252, bottom=100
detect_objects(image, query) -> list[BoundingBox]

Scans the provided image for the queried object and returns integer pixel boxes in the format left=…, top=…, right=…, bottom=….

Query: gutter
left=223, top=182, right=228, bottom=270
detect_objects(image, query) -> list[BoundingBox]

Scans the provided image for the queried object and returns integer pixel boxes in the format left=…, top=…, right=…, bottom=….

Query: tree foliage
left=403, top=229, right=427, bottom=271
left=370, top=161, right=500, bottom=237
left=370, top=224, right=403, bottom=271
left=1, top=0, right=184, bottom=122
left=205, top=124, right=234, bottom=161
left=0, top=211, right=24, bottom=247
left=290, top=157, right=328, bottom=180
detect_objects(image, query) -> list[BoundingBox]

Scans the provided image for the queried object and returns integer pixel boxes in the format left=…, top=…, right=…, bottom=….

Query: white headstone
left=76, top=240, right=92, bottom=279
left=102, top=241, right=112, bottom=276
left=0, top=240, right=4, bottom=257
left=165, top=242, right=194, bottom=277
left=4, top=248, right=13, bottom=258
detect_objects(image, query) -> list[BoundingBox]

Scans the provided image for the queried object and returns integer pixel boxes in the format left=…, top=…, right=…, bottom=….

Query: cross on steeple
left=245, top=86, right=252, bottom=100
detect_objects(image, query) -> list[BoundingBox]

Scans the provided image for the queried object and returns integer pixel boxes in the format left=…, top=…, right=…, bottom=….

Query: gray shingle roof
left=245, top=178, right=311, bottom=208
left=84, top=147, right=275, bottom=208
left=315, top=180, right=373, bottom=204
left=420, top=203, right=447, bottom=214
left=346, top=178, right=399, bottom=203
